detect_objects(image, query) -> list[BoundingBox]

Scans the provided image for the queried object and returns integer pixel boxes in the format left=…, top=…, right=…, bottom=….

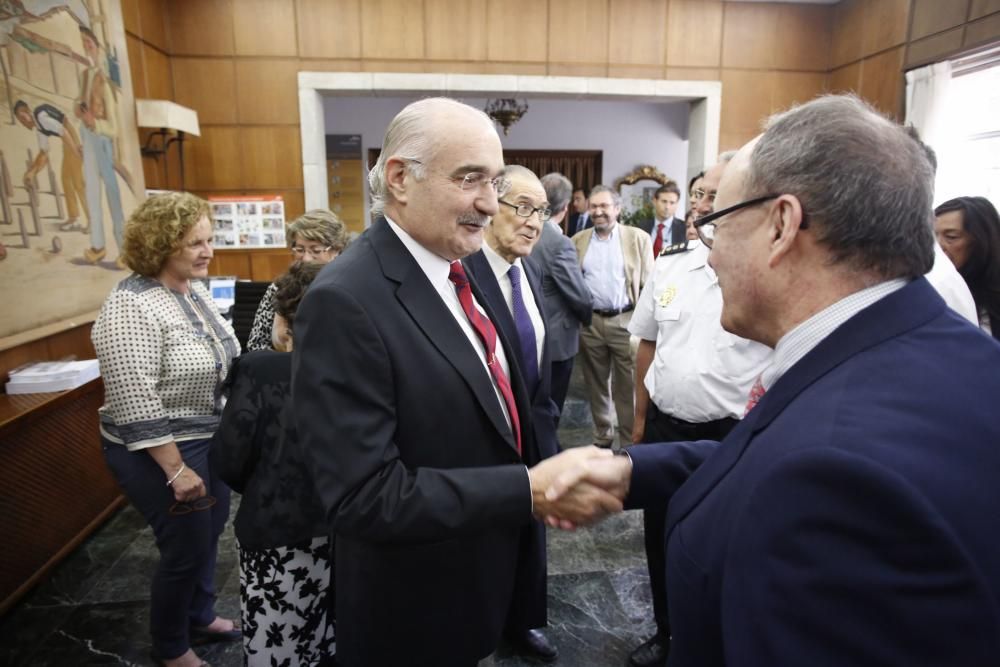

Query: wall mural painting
left=0, top=0, right=143, bottom=340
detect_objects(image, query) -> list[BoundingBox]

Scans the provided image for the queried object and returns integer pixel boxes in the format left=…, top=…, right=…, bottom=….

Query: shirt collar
left=482, top=241, right=521, bottom=282
left=592, top=222, right=619, bottom=243
left=384, top=215, right=453, bottom=285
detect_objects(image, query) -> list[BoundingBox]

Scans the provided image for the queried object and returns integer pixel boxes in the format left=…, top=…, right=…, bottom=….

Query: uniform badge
left=658, top=286, right=677, bottom=307
left=659, top=240, right=690, bottom=257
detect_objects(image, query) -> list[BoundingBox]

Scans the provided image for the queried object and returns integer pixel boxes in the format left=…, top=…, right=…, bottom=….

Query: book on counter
left=5, top=359, right=101, bottom=394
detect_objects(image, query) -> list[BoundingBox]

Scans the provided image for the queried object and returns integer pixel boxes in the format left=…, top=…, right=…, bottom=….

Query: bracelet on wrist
left=166, top=463, right=186, bottom=487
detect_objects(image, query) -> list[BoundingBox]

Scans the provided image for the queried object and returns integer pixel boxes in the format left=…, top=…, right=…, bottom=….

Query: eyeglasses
left=407, top=159, right=512, bottom=197
left=168, top=495, right=217, bottom=516
left=690, top=188, right=717, bottom=205
left=694, top=194, right=780, bottom=248
left=499, top=200, right=552, bottom=222
left=291, top=245, right=333, bottom=257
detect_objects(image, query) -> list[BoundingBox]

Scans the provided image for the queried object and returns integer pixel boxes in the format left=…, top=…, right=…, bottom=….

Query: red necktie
left=744, top=375, right=766, bottom=416
left=448, top=261, right=522, bottom=454
left=653, top=222, right=664, bottom=256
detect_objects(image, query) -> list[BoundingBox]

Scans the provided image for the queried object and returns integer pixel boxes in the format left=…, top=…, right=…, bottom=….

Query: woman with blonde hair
left=93, top=192, right=241, bottom=667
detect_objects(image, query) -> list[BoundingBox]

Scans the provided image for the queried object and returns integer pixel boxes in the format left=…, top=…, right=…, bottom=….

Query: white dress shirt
left=925, top=243, right=977, bottom=325
left=481, top=243, right=546, bottom=369
left=385, top=217, right=513, bottom=429
left=629, top=240, right=773, bottom=422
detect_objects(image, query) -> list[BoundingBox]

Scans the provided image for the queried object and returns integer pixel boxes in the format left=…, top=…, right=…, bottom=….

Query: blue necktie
left=507, top=264, right=539, bottom=395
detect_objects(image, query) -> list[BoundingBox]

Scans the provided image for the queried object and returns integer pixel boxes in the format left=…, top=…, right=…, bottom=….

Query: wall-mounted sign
left=209, top=195, right=285, bottom=249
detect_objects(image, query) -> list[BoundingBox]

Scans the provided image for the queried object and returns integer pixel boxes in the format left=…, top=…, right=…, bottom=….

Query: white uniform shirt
left=628, top=240, right=773, bottom=422
left=925, top=243, right=977, bottom=325
left=481, top=243, right=546, bottom=369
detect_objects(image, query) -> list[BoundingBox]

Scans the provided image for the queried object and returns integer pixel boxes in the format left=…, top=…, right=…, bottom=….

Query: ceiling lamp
left=484, top=98, right=529, bottom=136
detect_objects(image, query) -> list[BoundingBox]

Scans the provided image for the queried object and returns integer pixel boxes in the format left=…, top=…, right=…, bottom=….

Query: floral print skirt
left=239, top=536, right=335, bottom=666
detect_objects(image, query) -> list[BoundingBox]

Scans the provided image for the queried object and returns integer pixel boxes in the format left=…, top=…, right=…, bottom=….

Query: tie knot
left=507, top=264, right=521, bottom=286
left=448, top=260, right=468, bottom=287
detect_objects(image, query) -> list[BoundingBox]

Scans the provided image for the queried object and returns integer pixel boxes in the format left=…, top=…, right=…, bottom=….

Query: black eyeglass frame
left=498, top=199, right=552, bottom=222
left=694, top=194, right=807, bottom=247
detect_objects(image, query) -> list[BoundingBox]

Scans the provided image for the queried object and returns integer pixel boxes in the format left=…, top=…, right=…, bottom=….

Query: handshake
left=527, top=446, right=633, bottom=530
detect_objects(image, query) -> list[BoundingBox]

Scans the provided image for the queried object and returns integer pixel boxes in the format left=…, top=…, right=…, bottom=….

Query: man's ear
left=385, top=157, right=409, bottom=204
left=767, top=195, right=805, bottom=268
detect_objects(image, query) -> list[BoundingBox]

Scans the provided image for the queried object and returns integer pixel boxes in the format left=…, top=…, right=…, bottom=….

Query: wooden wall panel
left=186, top=127, right=244, bottom=190
left=609, top=0, right=667, bottom=66
left=548, top=0, right=609, bottom=64
left=964, top=11, right=1000, bottom=48
left=167, top=0, right=235, bottom=56
left=126, top=34, right=146, bottom=98
left=487, top=0, right=547, bottom=62
left=722, top=3, right=776, bottom=70
left=361, top=0, right=425, bottom=60
left=235, top=60, right=299, bottom=125
left=666, top=0, right=723, bottom=68
left=831, top=0, right=865, bottom=68
left=249, top=251, right=294, bottom=281
left=608, top=64, right=664, bottom=79
left=232, top=0, right=298, bottom=57
left=548, top=63, right=609, bottom=77
left=141, top=42, right=172, bottom=100
left=861, top=0, right=909, bottom=57
left=906, top=28, right=965, bottom=68
left=829, top=62, right=862, bottom=94
left=777, top=4, right=831, bottom=72
left=296, top=0, right=362, bottom=58
left=172, top=58, right=238, bottom=125
left=666, top=67, right=721, bottom=81
left=240, top=127, right=304, bottom=189
left=122, top=0, right=141, bottom=36
left=771, top=72, right=827, bottom=113
left=208, top=251, right=252, bottom=279
left=303, top=59, right=366, bottom=72
left=138, top=0, right=168, bottom=51
left=360, top=59, right=428, bottom=73
left=720, top=69, right=774, bottom=139
left=970, top=0, right=1000, bottom=20
left=425, top=0, right=487, bottom=61
left=910, top=0, right=970, bottom=41
left=858, top=46, right=905, bottom=118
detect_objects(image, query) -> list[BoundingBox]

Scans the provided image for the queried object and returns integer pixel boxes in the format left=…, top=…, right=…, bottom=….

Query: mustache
left=458, top=211, right=489, bottom=227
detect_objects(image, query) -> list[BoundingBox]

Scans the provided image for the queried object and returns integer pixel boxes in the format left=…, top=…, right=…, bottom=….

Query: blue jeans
left=82, top=126, right=125, bottom=252
left=103, top=437, right=231, bottom=659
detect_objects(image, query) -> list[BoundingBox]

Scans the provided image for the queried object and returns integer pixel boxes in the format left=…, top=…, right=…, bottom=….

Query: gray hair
left=541, top=172, right=573, bottom=213
left=367, top=97, right=492, bottom=217
left=745, top=94, right=934, bottom=279
left=287, top=209, right=349, bottom=251
left=589, top=184, right=621, bottom=208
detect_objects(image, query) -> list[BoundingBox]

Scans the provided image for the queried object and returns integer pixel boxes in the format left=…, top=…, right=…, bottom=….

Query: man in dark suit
left=533, top=172, right=592, bottom=423
left=292, top=97, right=620, bottom=667
left=543, top=94, right=1000, bottom=665
left=565, top=186, right=591, bottom=236
left=635, top=182, right=685, bottom=257
left=463, top=164, right=560, bottom=662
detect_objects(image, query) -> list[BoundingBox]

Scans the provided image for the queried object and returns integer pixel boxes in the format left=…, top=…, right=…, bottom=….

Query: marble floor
left=0, top=383, right=654, bottom=667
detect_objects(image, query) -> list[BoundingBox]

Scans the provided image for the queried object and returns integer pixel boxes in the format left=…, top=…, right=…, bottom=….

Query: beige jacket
left=571, top=223, right=653, bottom=307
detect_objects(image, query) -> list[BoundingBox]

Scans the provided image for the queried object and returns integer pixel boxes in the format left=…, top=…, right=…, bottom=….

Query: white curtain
left=904, top=62, right=955, bottom=205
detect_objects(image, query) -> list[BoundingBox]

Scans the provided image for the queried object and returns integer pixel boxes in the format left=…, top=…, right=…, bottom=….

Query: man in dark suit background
left=545, top=94, right=1000, bottom=665
left=533, top=172, right=592, bottom=424
left=292, top=97, right=620, bottom=667
left=565, top=186, right=591, bottom=236
left=463, top=164, right=560, bottom=662
left=636, top=182, right=685, bottom=256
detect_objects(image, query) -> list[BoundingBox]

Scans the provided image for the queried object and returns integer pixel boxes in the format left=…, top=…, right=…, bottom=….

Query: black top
left=210, top=351, right=327, bottom=550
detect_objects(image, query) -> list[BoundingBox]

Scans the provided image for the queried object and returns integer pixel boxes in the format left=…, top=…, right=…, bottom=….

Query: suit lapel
left=369, top=219, right=520, bottom=454
left=665, top=278, right=947, bottom=530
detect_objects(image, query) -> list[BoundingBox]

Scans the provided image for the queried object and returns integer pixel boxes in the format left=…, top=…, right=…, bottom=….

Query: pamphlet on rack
left=5, top=359, right=101, bottom=394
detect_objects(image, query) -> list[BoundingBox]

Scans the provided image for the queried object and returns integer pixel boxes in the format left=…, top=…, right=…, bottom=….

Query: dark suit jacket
left=626, top=278, right=1000, bottom=666
left=463, top=250, right=558, bottom=633
left=566, top=211, right=591, bottom=236
left=530, top=222, right=593, bottom=362
left=636, top=216, right=685, bottom=248
left=292, top=217, right=542, bottom=666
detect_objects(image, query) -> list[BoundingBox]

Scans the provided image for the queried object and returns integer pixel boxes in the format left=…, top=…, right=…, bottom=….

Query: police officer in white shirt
left=623, top=154, right=773, bottom=667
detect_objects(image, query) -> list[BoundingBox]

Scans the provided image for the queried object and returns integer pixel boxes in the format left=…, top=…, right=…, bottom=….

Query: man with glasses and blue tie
left=292, top=98, right=620, bottom=667
left=625, top=152, right=772, bottom=667
left=463, top=164, right=560, bottom=662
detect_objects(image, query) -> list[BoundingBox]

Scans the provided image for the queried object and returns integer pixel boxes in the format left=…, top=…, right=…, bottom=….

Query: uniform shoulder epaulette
left=659, top=240, right=690, bottom=257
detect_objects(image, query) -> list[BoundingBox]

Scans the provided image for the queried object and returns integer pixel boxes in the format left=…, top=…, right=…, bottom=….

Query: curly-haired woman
left=93, top=192, right=241, bottom=667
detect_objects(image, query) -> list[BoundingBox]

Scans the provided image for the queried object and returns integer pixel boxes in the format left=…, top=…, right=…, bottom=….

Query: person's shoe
left=189, top=618, right=241, bottom=646
left=83, top=247, right=106, bottom=264
left=628, top=634, right=669, bottom=667
left=58, top=218, right=82, bottom=231
left=507, top=628, right=558, bottom=662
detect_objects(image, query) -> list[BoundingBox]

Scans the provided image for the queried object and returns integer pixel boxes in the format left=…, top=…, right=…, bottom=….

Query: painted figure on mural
left=14, top=99, right=89, bottom=232
left=76, top=23, right=126, bottom=268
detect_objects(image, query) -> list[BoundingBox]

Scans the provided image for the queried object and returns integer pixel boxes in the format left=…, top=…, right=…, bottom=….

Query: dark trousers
left=549, top=357, right=575, bottom=428
left=103, top=437, right=231, bottom=659
left=639, top=405, right=738, bottom=640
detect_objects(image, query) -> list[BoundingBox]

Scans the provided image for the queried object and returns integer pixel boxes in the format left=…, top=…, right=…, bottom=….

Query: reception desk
left=0, top=379, right=124, bottom=615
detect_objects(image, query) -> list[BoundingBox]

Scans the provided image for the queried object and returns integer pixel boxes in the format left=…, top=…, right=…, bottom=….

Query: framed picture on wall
left=208, top=196, right=285, bottom=249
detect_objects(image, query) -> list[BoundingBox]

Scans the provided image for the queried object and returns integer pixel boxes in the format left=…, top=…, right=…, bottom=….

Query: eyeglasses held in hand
left=499, top=200, right=552, bottom=222
left=169, top=495, right=217, bottom=516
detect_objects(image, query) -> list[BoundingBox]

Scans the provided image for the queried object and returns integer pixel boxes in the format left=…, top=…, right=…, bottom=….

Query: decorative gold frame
left=613, top=165, right=672, bottom=191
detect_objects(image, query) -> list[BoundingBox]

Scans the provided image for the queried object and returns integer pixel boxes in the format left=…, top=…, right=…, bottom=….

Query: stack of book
left=5, top=360, right=101, bottom=395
